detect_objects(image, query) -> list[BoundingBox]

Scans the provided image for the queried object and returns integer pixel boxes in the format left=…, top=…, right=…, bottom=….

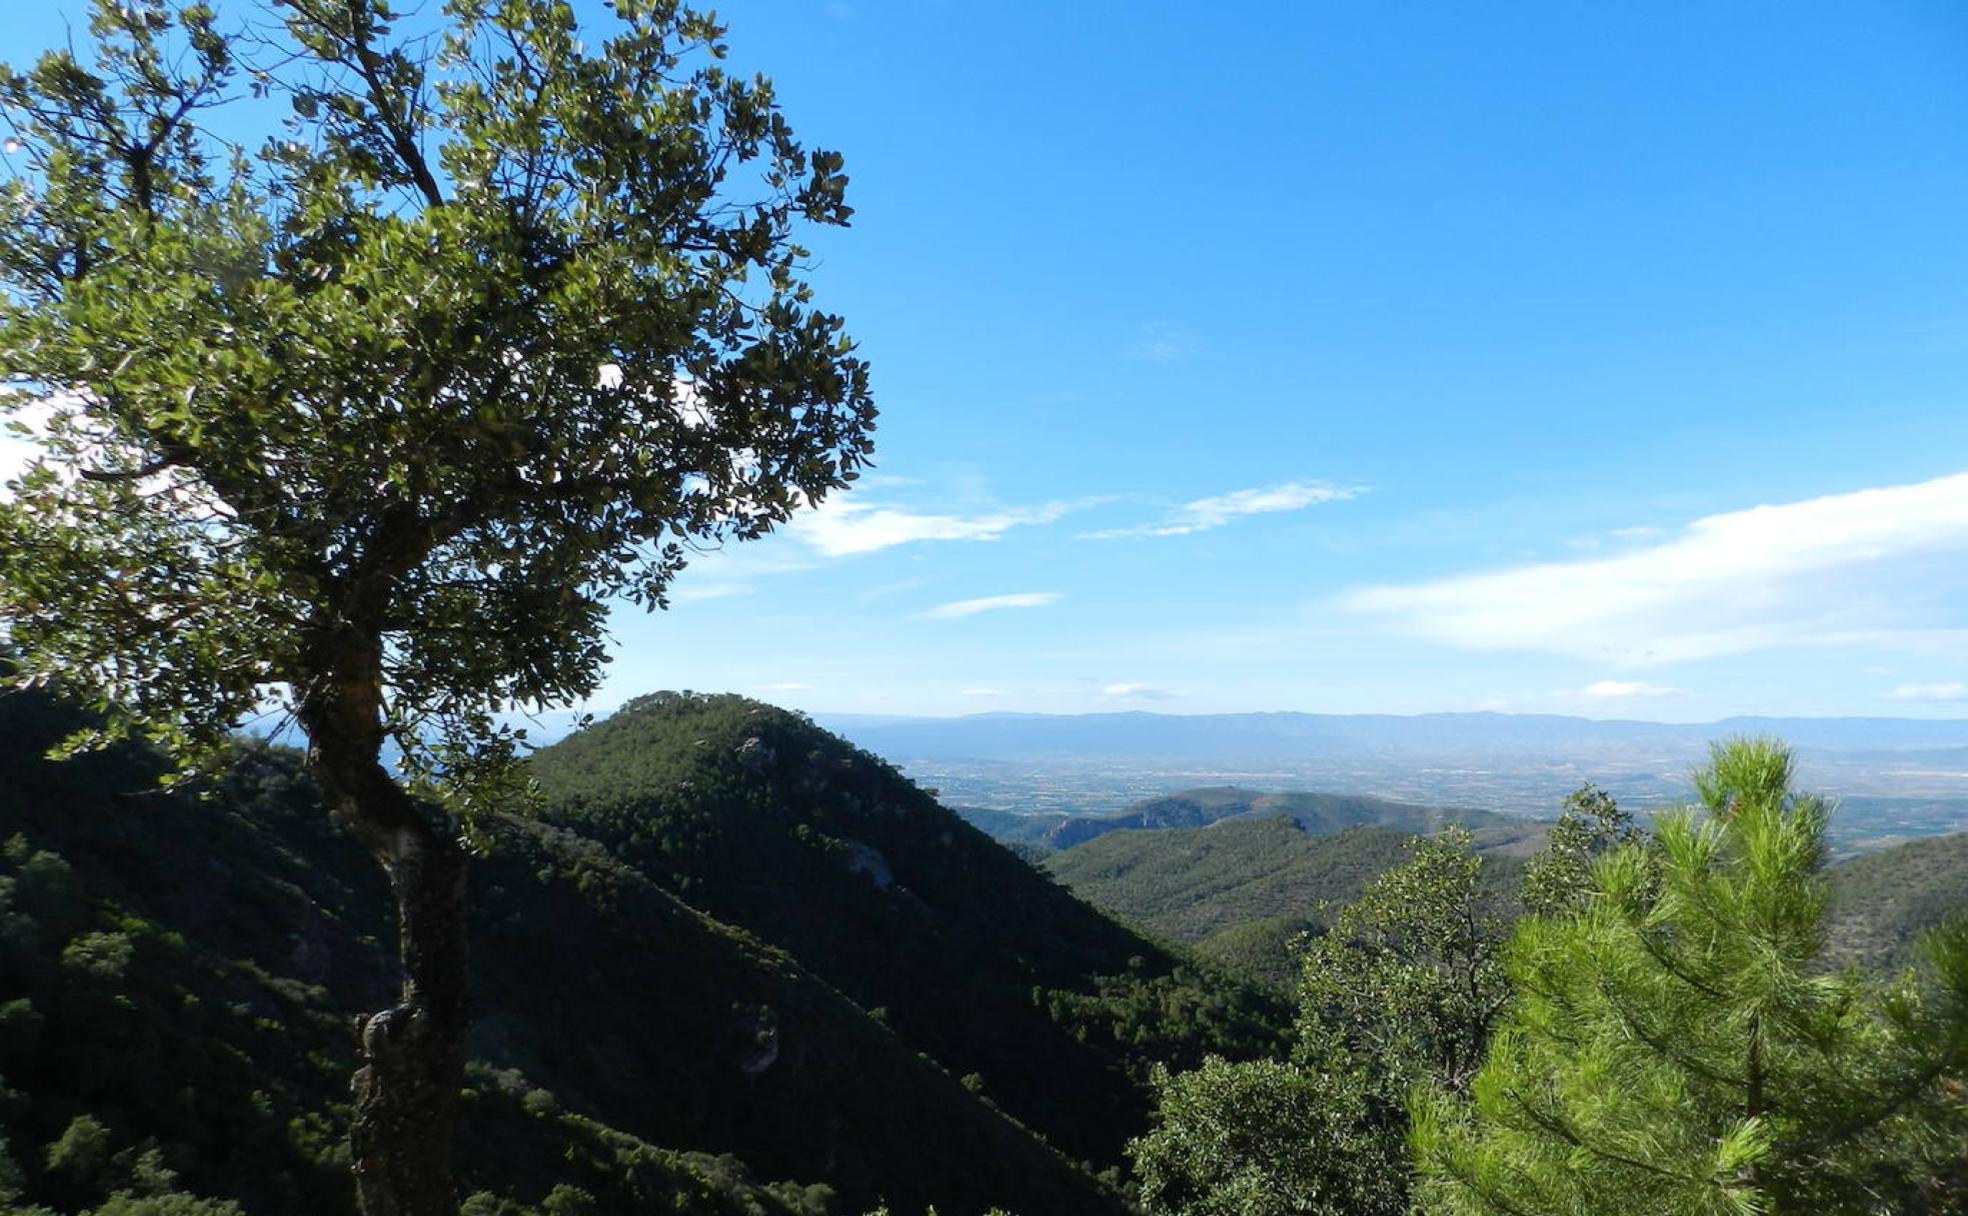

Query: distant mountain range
left=818, top=709, right=1968, bottom=760
left=819, top=709, right=1968, bottom=848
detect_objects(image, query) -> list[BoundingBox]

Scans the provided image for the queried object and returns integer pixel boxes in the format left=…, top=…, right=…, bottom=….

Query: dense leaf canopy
left=0, top=0, right=874, bottom=775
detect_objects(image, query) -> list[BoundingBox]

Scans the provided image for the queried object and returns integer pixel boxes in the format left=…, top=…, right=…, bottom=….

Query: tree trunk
left=302, top=675, right=469, bottom=1216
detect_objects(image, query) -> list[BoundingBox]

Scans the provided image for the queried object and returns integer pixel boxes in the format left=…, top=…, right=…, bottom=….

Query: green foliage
left=1039, top=962, right=1284, bottom=1080
left=25, top=1113, right=245, bottom=1216
left=1823, top=828, right=1968, bottom=970
left=0, top=685, right=1139, bottom=1215
left=1295, top=828, right=1511, bottom=1094
left=1413, top=738, right=1968, bottom=1216
left=84, top=1197, right=244, bottom=1216
left=1192, top=916, right=1321, bottom=992
left=1518, top=783, right=1645, bottom=918
left=44, top=1116, right=113, bottom=1186
left=1130, top=1057, right=1403, bottom=1216
left=1044, top=817, right=1527, bottom=994
left=0, top=5, right=873, bottom=1204
left=1046, top=819, right=1417, bottom=945
left=0, top=0, right=873, bottom=788
left=1130, top=829, right=1509, bottom=1216
left=529, top=692, right=1287, bottom=1169
left=1039, top=787, right=1519, bottom=852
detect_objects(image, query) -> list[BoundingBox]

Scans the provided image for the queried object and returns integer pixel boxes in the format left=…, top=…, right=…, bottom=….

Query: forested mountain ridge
left=1, top=686, right=1282, bottom=1215
left=0, top=688, right=883, bottom=1215
left=1030, top=786, right=1523, bottom=852
left=1047, top=810, right=1968, bottom=996
left=526, top=693, right=1286, bottom=1170
left=1824, top=829, right=1968, bottom=970
left=13, top=676, right=1962, bottom=1215
left=1044, top=817, right=1529, bottom=990
left=968, top=783, right=1519, bottom=846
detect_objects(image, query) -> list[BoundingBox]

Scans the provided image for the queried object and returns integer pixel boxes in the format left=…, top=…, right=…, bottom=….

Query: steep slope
left=1045, top=817, right=1528, bottom=988
left=1046, top=819, right=1417, bottom=943
left=950, top=805, right=1070, bottom=848
left=527, top=693, right=1286, bottom=1172
left=1824, top=831, right=1968, bottom=970
left=1037, top=785, right=1527, bottom=851
left=1192, top=915, right=1322, bottom=992
left=0, top=688, right=1132, bottom=1216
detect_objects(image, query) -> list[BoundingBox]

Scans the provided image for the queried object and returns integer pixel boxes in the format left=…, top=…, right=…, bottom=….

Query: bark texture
left=302, top=651, right=469, bottom=1216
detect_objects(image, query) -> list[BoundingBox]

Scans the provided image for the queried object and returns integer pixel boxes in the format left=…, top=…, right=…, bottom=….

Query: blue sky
left=9, top=2, right=1968, bottom=720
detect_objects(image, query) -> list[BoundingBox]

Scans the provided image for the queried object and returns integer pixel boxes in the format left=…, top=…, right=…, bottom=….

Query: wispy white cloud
left=793, top=497, right=1078, bottom=557
left=1128, top=322, right=1202, bottom=364
left=1575, top=680, right=1683, bottom=700
left=918, top=591, right=1061, bottom=620
left=1085, top=480, right=1359, bottom=540
left=1884, top=681, right=1968, bottom=702
left=1344, top=471, right=1968, bottom=663
left=761, top=681, right=810, bottom=692
left=1103, top=681, right=1179, bottom=702
left=961, top=687, right=1004, bottom=698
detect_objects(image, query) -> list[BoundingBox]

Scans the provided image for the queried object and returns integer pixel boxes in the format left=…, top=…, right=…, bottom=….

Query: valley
left=818, top=709, right=1968, bottom=856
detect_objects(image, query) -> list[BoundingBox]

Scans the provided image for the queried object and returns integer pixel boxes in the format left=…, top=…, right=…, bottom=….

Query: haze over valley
left=817, top=708, right=1968, bottom=854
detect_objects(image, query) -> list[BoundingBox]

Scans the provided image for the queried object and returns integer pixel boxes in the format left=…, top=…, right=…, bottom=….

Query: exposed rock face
left=735, top=736, right=775, bottom=772
left=837, top=839, right=894, bottom=891
left=733, top=1005, right=782, bottom=1079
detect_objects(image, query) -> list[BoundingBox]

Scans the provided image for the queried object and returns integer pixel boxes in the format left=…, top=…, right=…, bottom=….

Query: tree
left=1129, top=1056, right=1403, bottom=1216
left=0, top=2, right=874, bottom=1212
left=1129, top=829, right=1510, bottom=1216
left=1518, top=783, right=1646, bottom=919
left=1294, top=826, right=1511, bottom=1096
left=1412, top=739, right=1968, bottom=1216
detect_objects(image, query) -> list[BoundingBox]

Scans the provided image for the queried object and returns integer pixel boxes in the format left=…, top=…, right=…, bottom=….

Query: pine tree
left=1413, top=738, right=1968, bottom=1215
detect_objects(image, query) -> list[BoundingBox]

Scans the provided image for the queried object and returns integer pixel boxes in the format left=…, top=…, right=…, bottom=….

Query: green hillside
left=1044, top=817, right=1530, bottom=989
left=1046, top=819, right=1413, bottom=943
left=1824, top=830, right=1968, bottom=971
left=1034, top=785, right=1526, bottom=851
left=951, top=806, right=1071, bottom=848
left=2, top=686, right=1263, bottom=1215
left=17, top=674, right=1958, bottom=1215
left=1048, top=803, right=1968, bottom=1001
left=522, top=693, right=1287, bottom=1172
left=1191, top=915, right=1324, bottom=992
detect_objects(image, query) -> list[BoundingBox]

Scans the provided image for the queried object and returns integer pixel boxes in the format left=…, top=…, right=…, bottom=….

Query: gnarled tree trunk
left=302, top=656, right=469, bottom=1216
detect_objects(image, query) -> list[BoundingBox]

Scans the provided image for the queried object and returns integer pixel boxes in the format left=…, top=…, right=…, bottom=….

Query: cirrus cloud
left=1576, top=680, right=1683, bottom=700
left=793, top=497, right=1079, bottom=557
left=1343, top=470, right=1968, bottom=664
left=1884, top=681, right=1968, bottom=702
left=918, top=591, right=1061, bottom=620
left=1102, top=681, right=1180, bottom=702
left=1084, top=480, right=1360, bottom=540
